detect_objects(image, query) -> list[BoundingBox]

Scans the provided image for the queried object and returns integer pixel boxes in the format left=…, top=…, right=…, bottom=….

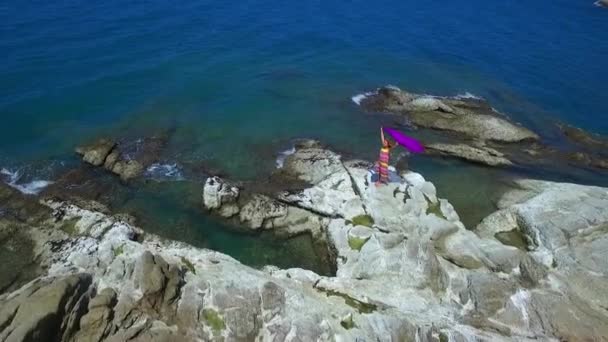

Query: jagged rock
left=0, top=273, right=92, bottom=342
left=134, top=251, right=184, bottom=316
left=427, top=143, right=514, bottom=167
left=103, top=150, right=120, bottom=170
left=111, top=159, right=144, bottom=181
left=202, top=176, right=240, bottom=218
left=73, top=288, right=117, bottom=342
left=76, top=139, right=116, bottom=167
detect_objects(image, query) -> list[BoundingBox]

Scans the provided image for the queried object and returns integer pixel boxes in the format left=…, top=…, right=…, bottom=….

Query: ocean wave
left=1, top=168, right=53, bottom=195
left=145, top=163, right=184, bottom=181
left=351, top=91, right=377, bottom=105
left=276, top=147, right=296, bottom=169
left=454, top=92, right=483, bottom=100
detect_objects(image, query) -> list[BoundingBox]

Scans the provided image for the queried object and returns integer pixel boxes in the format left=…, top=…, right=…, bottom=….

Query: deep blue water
left=1, top=0, right=607, bottom=269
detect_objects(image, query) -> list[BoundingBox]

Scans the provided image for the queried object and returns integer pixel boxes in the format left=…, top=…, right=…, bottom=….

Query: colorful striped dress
left=377, top=146, right=390, bottom=183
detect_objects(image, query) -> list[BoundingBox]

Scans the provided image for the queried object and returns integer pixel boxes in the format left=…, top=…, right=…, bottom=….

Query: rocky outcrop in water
left=357, top=85, right=608, bottom=172
left=76, top=135, right=168, bottom=181
left=360, top=86, right=539, bottom=143
left=2, top=143, right=608, bottom=341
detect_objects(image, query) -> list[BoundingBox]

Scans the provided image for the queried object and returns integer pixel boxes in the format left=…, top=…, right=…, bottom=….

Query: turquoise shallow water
left=2, top=0, right=607, bottom=270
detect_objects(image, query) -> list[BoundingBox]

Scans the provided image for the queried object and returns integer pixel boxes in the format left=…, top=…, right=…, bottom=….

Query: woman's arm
left=380, top=126, right=385, bottom=143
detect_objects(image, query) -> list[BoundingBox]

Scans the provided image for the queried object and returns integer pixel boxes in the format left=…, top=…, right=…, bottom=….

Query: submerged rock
left=558, top=123, right=608, bottom=150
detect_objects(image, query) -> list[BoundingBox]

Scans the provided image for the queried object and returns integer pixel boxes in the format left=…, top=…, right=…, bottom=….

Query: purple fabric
left=384, top=127, right=425, bottom=153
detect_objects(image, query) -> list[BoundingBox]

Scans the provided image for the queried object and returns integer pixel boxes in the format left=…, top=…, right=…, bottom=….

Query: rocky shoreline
left=2, top=141, right=608, bottom=341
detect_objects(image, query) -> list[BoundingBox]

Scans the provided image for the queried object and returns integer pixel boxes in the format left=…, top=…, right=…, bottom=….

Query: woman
left=376, top=126, right=398, bottom=186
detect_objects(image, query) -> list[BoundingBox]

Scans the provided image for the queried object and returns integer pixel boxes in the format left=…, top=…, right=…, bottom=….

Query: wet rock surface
left=2, top=142, right=607, bottom=341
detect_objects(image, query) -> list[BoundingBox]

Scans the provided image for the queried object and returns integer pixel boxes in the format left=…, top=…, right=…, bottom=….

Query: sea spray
left=454, top=92, right=483, bottom=100
left=275, top=147, right=296, bottom=169
left=145, top=163, right=185, bottom=181
left=0, top=168, right=53, bottom=195
left=351, top=91, right=378, bottom=106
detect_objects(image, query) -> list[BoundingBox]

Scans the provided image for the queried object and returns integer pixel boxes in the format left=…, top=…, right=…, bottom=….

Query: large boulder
left=202, top=176, right=240, bottom=218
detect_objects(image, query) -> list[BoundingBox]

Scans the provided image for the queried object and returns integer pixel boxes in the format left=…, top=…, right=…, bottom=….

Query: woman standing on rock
left=376, top=127, right=398, bottom=186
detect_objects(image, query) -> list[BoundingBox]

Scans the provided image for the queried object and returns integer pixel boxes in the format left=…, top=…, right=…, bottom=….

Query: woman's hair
left=384, top=139, right=395, bottom=148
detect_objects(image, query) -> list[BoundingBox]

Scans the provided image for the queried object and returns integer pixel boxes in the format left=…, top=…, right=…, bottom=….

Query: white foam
left=276, top=147, right=296, bottom=169
left=145, top=163, right=184, bottom=181
left=351, top=91, right=377, bottom=105
left=1, top=168, right=53, bottom=195
left=1, top=168, right=19, bottom=183
left=454, top=92, right=482, bottom=100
